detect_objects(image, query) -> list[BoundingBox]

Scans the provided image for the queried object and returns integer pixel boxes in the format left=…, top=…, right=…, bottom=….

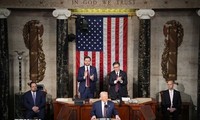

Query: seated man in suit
left=161, top=80, right=182, bottom=120
left=91, top=91, right=121, bottom=120
left=109, top=62, right=128, bottom=100
left=23, top=82, right=46, bottom=119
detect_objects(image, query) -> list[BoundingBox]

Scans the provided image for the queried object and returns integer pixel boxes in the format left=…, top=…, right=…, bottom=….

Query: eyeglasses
left=113, top=66, right=119, bottom=68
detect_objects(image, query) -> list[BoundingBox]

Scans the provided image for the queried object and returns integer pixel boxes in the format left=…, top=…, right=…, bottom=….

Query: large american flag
left=76, top=15, right=128, bottom=93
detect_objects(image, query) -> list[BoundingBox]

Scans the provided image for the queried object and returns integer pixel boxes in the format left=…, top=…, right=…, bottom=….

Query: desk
left=53, top=99, right=157, bottom=120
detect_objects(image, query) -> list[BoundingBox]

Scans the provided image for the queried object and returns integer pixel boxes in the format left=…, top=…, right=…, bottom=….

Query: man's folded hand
left=91, top=115, right=96, bottom=120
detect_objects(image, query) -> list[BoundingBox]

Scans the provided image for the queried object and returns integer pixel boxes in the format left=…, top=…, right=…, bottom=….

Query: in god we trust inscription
left=72, top=0, right=135, bottom=6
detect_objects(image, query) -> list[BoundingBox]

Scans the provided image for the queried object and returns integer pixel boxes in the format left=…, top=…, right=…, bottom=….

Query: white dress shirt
left=85, top=66, right=90, bottom=73
left=169, top=89, right=174, bottom=107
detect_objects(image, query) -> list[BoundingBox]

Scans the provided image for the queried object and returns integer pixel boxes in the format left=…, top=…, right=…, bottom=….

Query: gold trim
left=31, top=74, right=38, bottom=77
left=71, top=9, right=135, bottom=16
left=168, top=74, right=175, bottom=77
left=31, top=52, right=38, bottom=55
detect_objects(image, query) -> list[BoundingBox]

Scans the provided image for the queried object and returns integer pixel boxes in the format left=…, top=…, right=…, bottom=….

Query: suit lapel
left=107, top=101, right=110, bottom=116
left=119, top=70, right=121, bottom=77
left=29, top=91, right=35, bottom=105
left=90, top=66, right=92, bottom=74
left=35, top=91, right=37, bottom=105
left=167, top=90, right=171, bottom=104
left=173, top=90, right=176, bottom=104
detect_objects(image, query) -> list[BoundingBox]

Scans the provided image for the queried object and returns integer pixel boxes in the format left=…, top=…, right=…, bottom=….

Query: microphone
left=104, top=104, right=108, bottom=108
left=117, top=97, right=122, bottom=107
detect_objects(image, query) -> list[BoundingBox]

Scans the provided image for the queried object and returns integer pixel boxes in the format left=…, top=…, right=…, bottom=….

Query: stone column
left=197, top=9, right=200, bottom=120
left=136, top=9, right=155, bottom=97
left=0, top=8, right=10, bottom=119
left=53, top=9, right=71, bottom=98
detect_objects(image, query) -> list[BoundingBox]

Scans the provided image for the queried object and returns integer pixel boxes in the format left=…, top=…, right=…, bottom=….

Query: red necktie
left=115, top=72, right=119, bottom=92
left=86, top=67, right=90, bottom=87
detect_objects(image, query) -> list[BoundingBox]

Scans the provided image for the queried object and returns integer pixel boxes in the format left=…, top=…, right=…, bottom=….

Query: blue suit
left=23, top=90, right=46, bottom=119
left=91, top=100, right=118, bottom=118
left=77, top=66, right=97, bottom=99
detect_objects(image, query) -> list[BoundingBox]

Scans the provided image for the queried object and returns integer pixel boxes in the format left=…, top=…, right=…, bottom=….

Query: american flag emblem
left=76, top=15, right=128, bottom=93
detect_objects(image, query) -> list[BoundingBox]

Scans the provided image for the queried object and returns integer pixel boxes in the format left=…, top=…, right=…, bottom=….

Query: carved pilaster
left=0, top=8, right=10, bottom=120
left=0, top=8, right=10, bottom=18
left=52, top=9, right=71, bottom=19
left=136, top=9, right=155, bottom=19
left=136, top=9, right=155, bottom=97
left=53, top=9, right=72, bottom=98
left=197, top=9, right=200, bottom=120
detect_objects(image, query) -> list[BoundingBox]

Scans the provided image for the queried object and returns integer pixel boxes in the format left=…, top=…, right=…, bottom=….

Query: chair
left=37, top=84, right=44, bottom=91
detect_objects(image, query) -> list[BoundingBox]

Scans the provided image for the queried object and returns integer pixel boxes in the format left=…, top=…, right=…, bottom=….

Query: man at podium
left=91, top=91, right=121, bottom=120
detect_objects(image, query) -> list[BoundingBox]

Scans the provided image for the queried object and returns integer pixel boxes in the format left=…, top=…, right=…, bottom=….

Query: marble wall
left=7, top=9, right=199, bottom=109
left=8, top=10, right=57, bottom=98
left=150, top=10, right=199, bottom=107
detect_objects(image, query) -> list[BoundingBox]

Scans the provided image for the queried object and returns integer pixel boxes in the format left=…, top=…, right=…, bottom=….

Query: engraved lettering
left=117, top=0, right=135, bottom=5
left=82, top=0, right=97, bottom=5
left=102, top=0, right=111, bottom=5
left=72, top=0, right=79, bottom=5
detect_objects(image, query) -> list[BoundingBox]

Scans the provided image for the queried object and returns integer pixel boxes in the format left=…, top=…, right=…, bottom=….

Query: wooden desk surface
left=53, top=99, right=157, bottom=120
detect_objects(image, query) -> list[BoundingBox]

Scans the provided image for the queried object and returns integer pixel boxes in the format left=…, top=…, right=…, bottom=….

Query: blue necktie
left=32, top=92, right=36, bottom=105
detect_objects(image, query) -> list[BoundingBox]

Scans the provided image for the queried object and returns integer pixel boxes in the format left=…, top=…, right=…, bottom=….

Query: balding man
left=91, top=91, right=120, bottom=120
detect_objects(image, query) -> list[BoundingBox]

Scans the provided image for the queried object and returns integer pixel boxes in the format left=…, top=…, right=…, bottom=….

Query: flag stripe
left=111, top=18, right=116, bottom=71
left=119, top=18, right=124, bottom=69
left=100, top=52, right=103, bottom=91
left=92, top=52, right=96, bottom=67
left=123, top=17, right=128, bottom=72
left=103, top=18, right=108, bottom=91
left=115, top=18, right=119, bottom=62
left=84, top=52, right=88, bottom=58
left=107, top=17, right=112, bottom=76
left=76, top=51, right=80, bottom=94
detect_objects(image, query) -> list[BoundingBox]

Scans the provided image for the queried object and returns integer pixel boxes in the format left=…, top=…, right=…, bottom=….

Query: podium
left=57, top=104, right=77, bottom=120
left=53, top=98, right=157, bottom=120
left=97, top=118, right=112, bottom=120
left=97, top=118, right=115, bottom=120
left=129, top=101, right=157, bottom=120
left=140, top=105, right=156, bottom=120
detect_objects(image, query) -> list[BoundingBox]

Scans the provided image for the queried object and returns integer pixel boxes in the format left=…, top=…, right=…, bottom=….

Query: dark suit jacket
left=77, top=66, right=97, bottom=94
left=91, top=100, right=118, bottom=118
left=23, top=90, right=46, bottom=111
left=109, top=70, right=128, bottom=99
left=161, top=89, right=182, bottom=114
